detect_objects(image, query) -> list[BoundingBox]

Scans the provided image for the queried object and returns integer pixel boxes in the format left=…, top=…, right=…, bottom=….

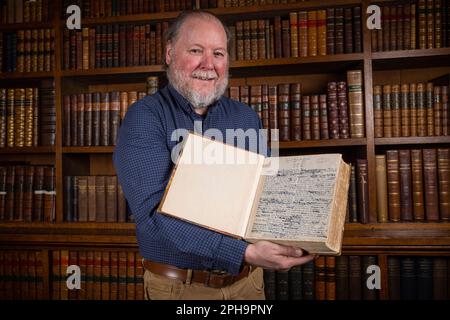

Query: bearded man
left=113, top=10, right=314, bottom=300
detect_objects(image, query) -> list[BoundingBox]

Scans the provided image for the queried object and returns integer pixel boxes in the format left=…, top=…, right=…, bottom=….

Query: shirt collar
left=167, top=83, right=222, bottom=117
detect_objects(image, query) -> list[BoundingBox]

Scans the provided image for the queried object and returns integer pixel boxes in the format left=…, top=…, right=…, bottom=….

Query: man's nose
left=200, top=52, right=214, bottom=69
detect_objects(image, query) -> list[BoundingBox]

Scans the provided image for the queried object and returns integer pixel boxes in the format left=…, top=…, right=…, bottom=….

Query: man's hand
left=244, top=241, right=316, bottom=271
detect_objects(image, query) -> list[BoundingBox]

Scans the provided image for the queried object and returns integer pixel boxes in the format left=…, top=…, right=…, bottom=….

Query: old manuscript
left=158, top=133, right=351, bottom=255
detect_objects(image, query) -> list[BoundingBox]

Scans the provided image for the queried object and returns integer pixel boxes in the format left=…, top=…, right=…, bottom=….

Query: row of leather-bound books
left=0, top=29, right=55, bottom=73
left=0, top=250, right=45, bottom=300
left=227, top=70, right=364, bottom=141
left=61, top=0, right=196, bottom=17
left=0, top=0, right=51, bottom=24
left=371, top=0, right=450, bottom=52
left=62, top=74, right=158, bottom=147
left=63, top=90, right=147, bottom=147
left=373, top=81, right=450, bottom=138
left=0, top=165, right=56, bottom=222
left=61, top=7, right=362, bottom=71
left=64, top=175, right=132, bottom=223
left=232, top=6, right=362, bottom=61
left=375, top=148, right=450, bottom=223
left=0, top=86, right=56, bottom=148
left=263, top=255, right=450, bottom=300
left=0, top=249, right=144, bottom=300
left=50, top=250, right=144, bottom=300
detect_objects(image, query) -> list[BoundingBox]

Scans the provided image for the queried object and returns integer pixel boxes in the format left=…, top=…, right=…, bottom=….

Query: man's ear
left=165, top=42, right=172, bottom=65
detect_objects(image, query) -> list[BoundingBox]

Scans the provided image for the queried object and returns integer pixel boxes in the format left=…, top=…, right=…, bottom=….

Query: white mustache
left=191, top=70, right=218, bottom=80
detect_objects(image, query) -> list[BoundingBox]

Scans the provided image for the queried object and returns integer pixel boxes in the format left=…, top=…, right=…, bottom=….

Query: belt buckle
left=205, top=270, right=230, bottom=288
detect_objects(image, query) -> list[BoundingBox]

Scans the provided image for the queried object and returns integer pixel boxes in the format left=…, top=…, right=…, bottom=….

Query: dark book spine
left=356, top=159, right=369, bottom=223
left=386, top=150, right=401, bottom=222
left=335, top=256, right=349, bottom=300
left=399, top=149, right=413, bottom=221
left=423, top=148, right=440, bottom=221
left=109, top=91, right=120, bottom=146
left=288, top=265, right=302, bottom=300
left=388, top=256, right=401, bottom=299
left=290, top=83, right=301, bottom=141
left=348, top=256, right=361, bottom=300
left=437, top=148, right=450, bottom=220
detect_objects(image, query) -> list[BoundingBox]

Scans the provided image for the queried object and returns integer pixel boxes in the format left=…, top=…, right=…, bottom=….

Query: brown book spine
left=93, top=251, right=101, bottom=300
left=317, top=10, right=327, bottom=56
left=390, top=6, right=398, bottom=51
left=33, top=166, right=44, bottom=221
left=325, top=256, right=336, bottom=300
left=391, top=84, right=401, bottom=137
left=347, top=70, right=365, bottom=138
left=383, top=85, right=393, bottom=138
left=109, top=91, right=120, bottom=146
left=411, top=149, right=425, bottom=221
left=426, top=82, right=435, bottom=136
left=337, top=82, right=349, bottom=139
left=299, top=11, right=308, bottom=57
left=373, top=85, right=383, bottom=137
left=92, top=92, right=101, bottom=146
left=401, top=84, right=410, bottom=137
left=118, top=251, right=127, bottom=300
left=63, top=95, right=71, bottom=146
left=268, top=85, right=279, bottom=142
left=326, top=8, right=335, bottom=55
left=344, top=8, right=353, bottom=53
left=14, top=88, right=25, bottom=147
left=0, top=89, right=6, bottom=148
left=77, top=176, right=88, bottom=222
left=70, top=94, right=78, bottom=146
left=87, top=176, right=96, bottom=222
left=409, top=83, right=418, bottom=136
left=0, top=167, right=6, bottom=220
left=426, top=0, right=435, bottom=48
left=289, top=13, right=298, bottom=58
left=14, top=166, right=25, bottom=221
left=44, top=169, right=55, bottom=218
left=335, top=8, right=344, bottom=54
left=302, top=95, right=311, bottom=140
left=257, top=19, right=266, bottom=60
left=251, top=19, right=259, bottom=60
left=23, top=166, right=34, bottom=222
left=437, top=148, right=450, bottom=220
left=100, top=92, right=110, bottom=146
left=315, top=256, right=326, bottom=300
left=244, top=20, right=251, bottom=60
left=250, top=85, right=262, bottom=122
left=423, top=148, right=440, bottom=221
left=77, top=93, right=85, bottom=146
left=319, top=94, right=328, bottom=140
left=307, top=10, right=317, bottom=56
left=399, top=149, right=413, bottom=221
left=278, top=84, right=290, bottom=141
left=310, top=95, right=320, bottom=140
left=417, top=83, right=427, bottom=136
left=442, top=86, right=448, bottom=136
left=327, top=82, right=339, bottom=139
left=96, top=176, right=106, bottom=222
left=127, top=251, right=135, bottom=300
left=84, top=93, right=92, bottom=147
left=376, top=155, right=389, bottom=223
left=261, top=85, right=270, bottom=134
left=386, top=150, right=401, bottom=222
left=382, top=6, right=390, bottom=51
left=101, top=251, right=110, bottom=300
left=434, top=86, right=442, bottom=136
left=117, top=183, right=127, bottom=223
left=106, top=176, right=118, bottom=222
left=281, top=19, right=290, bottom=58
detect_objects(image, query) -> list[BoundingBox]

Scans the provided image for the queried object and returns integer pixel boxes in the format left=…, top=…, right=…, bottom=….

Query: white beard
left=167, top=64, right=229, bottom=109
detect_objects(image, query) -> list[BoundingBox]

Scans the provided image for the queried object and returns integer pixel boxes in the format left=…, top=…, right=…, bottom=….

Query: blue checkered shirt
left=113, top=84, right=265, bottom=275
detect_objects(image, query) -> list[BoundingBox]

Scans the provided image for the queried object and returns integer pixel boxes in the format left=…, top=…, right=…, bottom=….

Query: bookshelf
left=0, top=0, right=450, bottom=300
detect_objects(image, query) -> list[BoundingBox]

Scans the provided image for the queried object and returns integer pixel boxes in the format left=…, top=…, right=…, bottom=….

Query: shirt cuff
left=213, top=235, right=249, bottom=275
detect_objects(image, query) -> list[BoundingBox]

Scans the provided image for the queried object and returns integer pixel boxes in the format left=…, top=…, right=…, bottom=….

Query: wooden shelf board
left=62, top=146, right=116, bottom=153
left=343, top=223, right=450, bottom=246
left=58, top=0, right=361, bottom=25
left=0, top=22, right=53, bottom=31
left=0, top=147, right=55, bottom=154
left=375, top=136, right=450, bottom=145
left=372, top=48, right=450, bottom=70
left=0, top=71, right=54, bottom=80
left=278, top=138, right=367, bottom=149
left=60, top=65, right=165, bottom=77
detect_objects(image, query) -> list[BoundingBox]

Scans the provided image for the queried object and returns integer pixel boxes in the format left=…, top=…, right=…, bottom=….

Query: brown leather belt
left=142, top=259, right=253, bottom=289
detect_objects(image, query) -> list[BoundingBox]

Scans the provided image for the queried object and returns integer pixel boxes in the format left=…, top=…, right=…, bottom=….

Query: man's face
left=166, top=16, right=229, bottom=111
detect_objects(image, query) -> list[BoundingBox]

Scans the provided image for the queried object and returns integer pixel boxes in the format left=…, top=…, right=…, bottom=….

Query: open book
left=158, top=133, right=351, bottom=255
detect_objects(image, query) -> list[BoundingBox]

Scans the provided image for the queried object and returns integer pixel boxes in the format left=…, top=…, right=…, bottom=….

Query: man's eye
left=214, top=52, right=225, bottom=57
left=190, top=49, right=202, bottom=54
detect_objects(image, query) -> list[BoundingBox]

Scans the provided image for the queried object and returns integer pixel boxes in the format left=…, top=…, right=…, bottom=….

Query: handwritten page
left=248, top=154, right=341, bottom=240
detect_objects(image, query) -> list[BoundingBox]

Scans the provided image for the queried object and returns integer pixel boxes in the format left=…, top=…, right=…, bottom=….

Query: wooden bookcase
left=1, top=0, right=450, bottom=300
